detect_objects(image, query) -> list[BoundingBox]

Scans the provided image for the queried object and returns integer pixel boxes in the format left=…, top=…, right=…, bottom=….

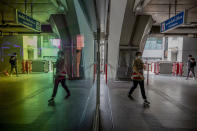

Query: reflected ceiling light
left=23, top=36, right=37, bottom=46
left=51, top=39, right=61, bottom=49
left=136, top=6, right=142, bottom=11
left=59, top=6, right=64, bottom=11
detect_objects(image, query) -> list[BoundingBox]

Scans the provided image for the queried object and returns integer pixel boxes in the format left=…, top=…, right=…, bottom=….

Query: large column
left=74, top=0, right=95, bottom=80
left=107, top=0, right=128, bottom=81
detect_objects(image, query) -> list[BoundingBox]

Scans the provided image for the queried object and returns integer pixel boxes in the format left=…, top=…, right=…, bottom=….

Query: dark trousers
left=187, top=68, right=195, bottom=78
left=10, top=65, right=18, bottom=76
left=129, top=80, right=147, bottom=100
left=52, top=78, right=70, bottom=98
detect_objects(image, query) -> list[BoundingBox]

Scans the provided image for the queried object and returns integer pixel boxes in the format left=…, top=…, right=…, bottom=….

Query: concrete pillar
left=74, top=0, right=95, bottom=80
left=107, top=0, right=128, bottom=81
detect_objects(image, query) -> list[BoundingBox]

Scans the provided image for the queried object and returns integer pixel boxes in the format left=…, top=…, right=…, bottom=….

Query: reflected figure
left=9, top=52, right=18, bottom=77
left=48, top=51, right=70, bottom=102
left=48, top=100, right=56, bottom=106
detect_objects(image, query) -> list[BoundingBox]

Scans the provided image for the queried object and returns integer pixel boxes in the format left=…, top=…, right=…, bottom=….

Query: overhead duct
left=130, top=15, right=153, bottom=50
left=50, top=0, right=66, bottom=11
left=133, top=0, right=151, bottom=13
left=49, top=14, right=71, bottom=44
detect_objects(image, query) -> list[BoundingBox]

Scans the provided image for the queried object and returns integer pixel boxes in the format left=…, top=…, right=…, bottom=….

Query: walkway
left=101, top=75, right=197, bottom=131
left=0, top=73, right=95, bottom=131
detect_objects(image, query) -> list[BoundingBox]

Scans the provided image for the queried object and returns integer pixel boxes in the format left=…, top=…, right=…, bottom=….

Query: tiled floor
left=1, top=73, right=197, bottom=131
left=101, top=75, right=197, bottom=131
left=0, top=73, right=95, bottom=131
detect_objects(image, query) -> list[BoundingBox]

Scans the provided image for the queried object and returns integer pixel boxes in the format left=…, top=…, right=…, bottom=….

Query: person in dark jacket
left=128, top=52, right=150, bottom=105
left=186, top=55, right=196, bottom=80
left=9, top=53, right=18, bottom=77
left=48, top=51, right=70, bottom=102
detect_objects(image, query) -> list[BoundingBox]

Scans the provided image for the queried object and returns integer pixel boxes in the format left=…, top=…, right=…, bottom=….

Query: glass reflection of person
left=9, top=53, right=18, bottom=77
left=48, top=51, right=70, bottom=102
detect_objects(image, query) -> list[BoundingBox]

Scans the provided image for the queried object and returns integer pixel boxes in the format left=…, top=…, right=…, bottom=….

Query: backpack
left=9, top=56, right=14, bottom=64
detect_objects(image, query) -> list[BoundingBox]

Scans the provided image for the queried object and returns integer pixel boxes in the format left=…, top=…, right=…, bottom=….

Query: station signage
left=16, top=10, right=41, bottom=32
left=161, top=11, right=185, bottom=33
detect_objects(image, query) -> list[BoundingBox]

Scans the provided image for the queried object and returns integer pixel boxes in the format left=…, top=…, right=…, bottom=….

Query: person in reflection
left=128, top=52, right=150, bottom=105
left=48, top=51, right=70, bottom=102
left=9, top=53, right=18, bottom=77
left=186, top=55, right=196, bottom=80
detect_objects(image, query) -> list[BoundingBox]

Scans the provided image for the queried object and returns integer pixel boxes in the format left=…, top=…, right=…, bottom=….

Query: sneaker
left=128, top=94, right=134, bottom=99
left=48, top=97, right=54, bottom=102
left=65, top=94, right=71, bottom=99
left=144, top=100, right=150, bottom=104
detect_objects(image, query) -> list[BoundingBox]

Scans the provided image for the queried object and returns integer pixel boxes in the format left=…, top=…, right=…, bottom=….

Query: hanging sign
left=16, top=10, right=41, bottom=32
left=161, top=11, right=185, bottom=33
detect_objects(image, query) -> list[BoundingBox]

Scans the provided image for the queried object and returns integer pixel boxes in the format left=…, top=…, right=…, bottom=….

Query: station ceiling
left=0, top=0, right=61, bottom=34
left=141, top=0, right=197, bottom=35
left=0, top=0, right=197, bottom=35
left=0, top=0, right=61, bottom=24
left=143, top=0, right=197, bottom=25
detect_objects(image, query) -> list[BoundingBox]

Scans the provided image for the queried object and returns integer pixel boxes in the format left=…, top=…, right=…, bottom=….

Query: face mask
left=138, top=56, right=142, bottom=59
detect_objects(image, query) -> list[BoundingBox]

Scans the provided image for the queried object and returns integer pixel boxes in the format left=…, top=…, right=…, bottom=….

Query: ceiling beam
left=119, top=46, right=139, bottom=50
left=147, top=4, right=195, bottom=6
left=7, top=3, right=52, bottom=4
left=144, top=11, right=197, bottom=14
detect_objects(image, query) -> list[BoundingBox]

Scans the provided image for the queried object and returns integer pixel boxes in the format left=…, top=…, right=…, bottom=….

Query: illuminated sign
left=77, top=35, right=84, bottom=50
left=161, top=11, right=185, bottom=33
left=17, top=10, right=41, bottom=32
left=23, top=36, right=37, bottom=47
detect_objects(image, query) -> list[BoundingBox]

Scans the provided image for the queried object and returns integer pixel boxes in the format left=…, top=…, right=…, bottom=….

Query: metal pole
left=96, top=30, right=101, bottom=107
left=94, top=33, right=97, bottom=82
left=31, top=3, right=33, bottom=17
left=147, top=64, right=149, bottom=85
left=105, top=63, right=107, bottom=84
left=169, top=2, right=171, bottom=18
left=92, top=0, right=101, bottom=130
left=93, top=0, right=101, bottom=107
left=105, top=0, right=111, bottom=85
left=175, top=0, right=177, bottom=15
left=25, top=0, right=27, bottom=14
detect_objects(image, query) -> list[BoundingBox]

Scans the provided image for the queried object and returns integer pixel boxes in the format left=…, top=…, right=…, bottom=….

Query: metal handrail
left=92, top=105, right=100, bottom=131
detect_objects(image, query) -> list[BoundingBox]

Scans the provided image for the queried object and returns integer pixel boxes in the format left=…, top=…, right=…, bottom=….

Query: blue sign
left=161, top=11, right=185, bottom=33
left=17, top=11, right=41, bottom=32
